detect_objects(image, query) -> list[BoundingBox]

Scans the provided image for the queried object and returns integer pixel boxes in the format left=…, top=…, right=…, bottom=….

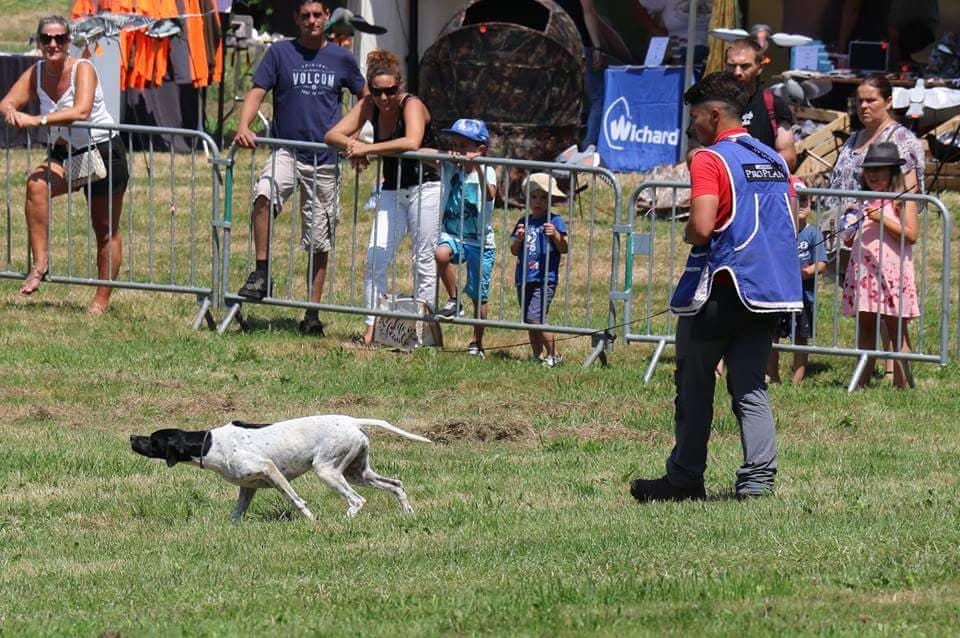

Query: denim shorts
left=776, top=301, right=814, bottom=340
left=518, top=282, right=555, bottom=324
left=438, top=233, right=494, bottom=302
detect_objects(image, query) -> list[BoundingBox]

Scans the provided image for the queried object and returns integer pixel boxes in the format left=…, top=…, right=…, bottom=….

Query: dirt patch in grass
left=325, top=393, right=380, bottom=410
left=541, top=423, right=669, bottom=443
left=424, top=419, right=670, bottom=445
left=425, top=419, right=535, bottom=444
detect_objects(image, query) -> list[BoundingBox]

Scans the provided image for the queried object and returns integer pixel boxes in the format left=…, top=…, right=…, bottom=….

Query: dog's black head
left=130, top=428, right=211, bottom=467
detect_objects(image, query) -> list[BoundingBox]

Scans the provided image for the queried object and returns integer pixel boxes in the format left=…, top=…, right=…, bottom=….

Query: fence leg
left=581, top=331, right=614, bottom=369
left=903, top=360, right=916, bottom=389
left=643, top=339, right=668, bottom=385
left=847, top=353, right=869, bottom=393
left=217, top=299, right=247, bottom=334
left=191, top=295, right=216, bottom=331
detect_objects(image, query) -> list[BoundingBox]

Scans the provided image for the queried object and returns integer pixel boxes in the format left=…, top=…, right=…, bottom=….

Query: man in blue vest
left=631, top=71, right=802, bottom=502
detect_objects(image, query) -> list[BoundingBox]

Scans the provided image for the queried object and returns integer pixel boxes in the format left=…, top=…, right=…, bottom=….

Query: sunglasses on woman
left=38, top=33, right=70, bottom=45
left=370, top=85, right=399, bottom=97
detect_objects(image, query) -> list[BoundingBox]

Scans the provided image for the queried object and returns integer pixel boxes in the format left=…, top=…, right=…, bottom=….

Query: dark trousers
left=666, top=286, right=779, bottom=495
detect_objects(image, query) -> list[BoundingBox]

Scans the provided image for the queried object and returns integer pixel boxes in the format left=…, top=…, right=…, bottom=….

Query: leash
left=807, top=181, right=922, bottom=253
left=808, top=124, right=950, bottom=253
left=439, top=308, right=670, bottom=355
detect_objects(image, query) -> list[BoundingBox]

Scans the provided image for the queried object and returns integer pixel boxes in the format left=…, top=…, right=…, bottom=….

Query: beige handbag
left=66, top=146, right=107, bottom=188
left=372, top=295, right=443, bottom=350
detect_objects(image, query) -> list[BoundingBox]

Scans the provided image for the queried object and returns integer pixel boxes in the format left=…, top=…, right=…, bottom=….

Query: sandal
left=20, top=267, right=47, bottom=295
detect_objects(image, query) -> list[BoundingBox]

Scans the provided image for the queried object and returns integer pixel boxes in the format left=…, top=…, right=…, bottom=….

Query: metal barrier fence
left=217, top=138, right=626, bottom=365
left=624, top=180, right=952, bottom=391
left=5, top=123, right=953, bottom=382
left=0, top=121, right=223, bottom=328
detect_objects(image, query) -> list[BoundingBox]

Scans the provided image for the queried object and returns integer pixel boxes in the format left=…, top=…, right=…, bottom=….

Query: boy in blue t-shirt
left=768, top=180, right=826, bottom=383
left=435, top=119, right=498, bottom=358
left=510, top=173, right=569, bottom=367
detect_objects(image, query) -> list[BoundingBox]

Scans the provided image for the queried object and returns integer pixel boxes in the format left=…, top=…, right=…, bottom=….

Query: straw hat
left=523, top=172, right=565, bottom=198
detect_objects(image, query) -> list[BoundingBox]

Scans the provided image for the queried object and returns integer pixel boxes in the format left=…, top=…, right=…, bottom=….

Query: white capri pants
left=364, top=181, right=442, bottom=325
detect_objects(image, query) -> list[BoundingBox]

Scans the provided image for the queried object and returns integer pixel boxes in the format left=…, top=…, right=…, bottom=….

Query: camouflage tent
left=419, top=0, right=585, bottom=164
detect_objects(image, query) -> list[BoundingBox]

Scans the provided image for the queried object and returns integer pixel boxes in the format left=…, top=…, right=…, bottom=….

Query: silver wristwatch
left=39, top=115, right=47, bottom=126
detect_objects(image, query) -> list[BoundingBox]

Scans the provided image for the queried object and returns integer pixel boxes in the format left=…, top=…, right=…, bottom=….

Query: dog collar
left=199, top=430, right=211, bottom=469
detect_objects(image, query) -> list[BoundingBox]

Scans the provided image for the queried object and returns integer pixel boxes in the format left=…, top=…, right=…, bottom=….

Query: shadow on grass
left=2, top=298, right=87, bottom=313
left=803, top=361, right=833, bottom=377
left=239, top=316, right=301, bottom=334
left=239, top=495, right=299, bottom=522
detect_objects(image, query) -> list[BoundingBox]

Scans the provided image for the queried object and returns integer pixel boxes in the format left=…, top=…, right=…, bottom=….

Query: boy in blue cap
left=435, top=118, right=499, bottom=358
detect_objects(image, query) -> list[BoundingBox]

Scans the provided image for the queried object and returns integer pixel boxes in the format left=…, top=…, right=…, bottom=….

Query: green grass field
left=3, top=280, right=960, bottom=636
left=2, top=5, right=960, bottom=633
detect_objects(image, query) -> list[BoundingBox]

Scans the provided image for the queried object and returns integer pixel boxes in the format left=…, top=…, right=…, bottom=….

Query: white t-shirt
left=638, top=0, right=713, bottom=47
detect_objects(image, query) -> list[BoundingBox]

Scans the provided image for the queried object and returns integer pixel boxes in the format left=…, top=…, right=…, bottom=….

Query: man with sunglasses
left=234, top=0, right=366, bottom=336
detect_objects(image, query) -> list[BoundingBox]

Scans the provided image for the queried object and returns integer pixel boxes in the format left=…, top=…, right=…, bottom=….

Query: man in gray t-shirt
left=234, top=1, right=366, bottom=336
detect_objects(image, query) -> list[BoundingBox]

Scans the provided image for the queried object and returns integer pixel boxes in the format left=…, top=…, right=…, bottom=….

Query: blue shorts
left=438, top=234, right=495, bottom=302
left=518, top=282, right=556, bottom=324
left=776, top=299, right=814, bottom=340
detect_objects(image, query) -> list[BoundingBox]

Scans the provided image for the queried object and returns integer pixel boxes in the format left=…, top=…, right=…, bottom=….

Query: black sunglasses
left=38, top=33, right=70, bottom=45
left=371, top=85, right=399, bottom=97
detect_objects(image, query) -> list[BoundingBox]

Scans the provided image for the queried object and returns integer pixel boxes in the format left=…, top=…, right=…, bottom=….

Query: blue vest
left=670, top=134, right=803, bottom=316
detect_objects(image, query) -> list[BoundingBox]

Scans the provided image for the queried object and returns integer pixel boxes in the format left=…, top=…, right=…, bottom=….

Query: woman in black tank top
left=370, top=94, right=440, bottom=189
left=326, top=49, right=443, bottom=346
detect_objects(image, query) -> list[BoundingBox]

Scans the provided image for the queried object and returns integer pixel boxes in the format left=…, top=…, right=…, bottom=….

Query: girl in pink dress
left=840, top=142, right=919, bottom=389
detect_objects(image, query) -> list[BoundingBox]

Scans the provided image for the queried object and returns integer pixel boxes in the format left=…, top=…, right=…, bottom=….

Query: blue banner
left=599, top=67, right=684, bottom=172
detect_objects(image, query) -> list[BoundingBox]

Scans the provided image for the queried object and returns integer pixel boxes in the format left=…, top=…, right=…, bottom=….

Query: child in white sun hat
left=510, top=173, right=569, bottom=367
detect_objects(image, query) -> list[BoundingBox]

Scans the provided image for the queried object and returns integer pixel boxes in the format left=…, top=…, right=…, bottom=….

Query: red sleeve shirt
left=690, top=148, right=734, bottom=230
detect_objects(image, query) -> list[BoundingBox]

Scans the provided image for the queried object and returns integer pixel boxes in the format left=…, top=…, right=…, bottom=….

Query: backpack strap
left=763, top=89, right=779, bottom=140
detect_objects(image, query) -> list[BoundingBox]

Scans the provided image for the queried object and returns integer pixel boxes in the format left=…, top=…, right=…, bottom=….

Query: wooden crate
left=792, top=105, right=850, bottom=187
left=923, top=114, right=960, bottom=192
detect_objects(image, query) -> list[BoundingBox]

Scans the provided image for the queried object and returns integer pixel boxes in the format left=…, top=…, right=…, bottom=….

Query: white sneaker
left=542, top=355, right=563, bottom=368
left=363, top=188, right=379, bottom=211
left=467, top=342, right=485, bottom=359
left=438, top=297, right=463, bottom=318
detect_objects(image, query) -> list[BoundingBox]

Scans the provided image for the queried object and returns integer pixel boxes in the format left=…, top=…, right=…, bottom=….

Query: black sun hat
left=861, top=142, right=906, bottom=168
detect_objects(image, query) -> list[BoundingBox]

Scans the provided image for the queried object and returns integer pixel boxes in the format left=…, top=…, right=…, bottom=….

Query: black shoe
left=298, top=313, right=325, bottom=336
left=630, top=476, right=706, bottom=503
left=238, top=270, right=271, bottom=300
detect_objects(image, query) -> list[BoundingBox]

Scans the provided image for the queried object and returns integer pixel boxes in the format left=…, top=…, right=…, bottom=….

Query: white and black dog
left=130, top=415, right=431, bottom=522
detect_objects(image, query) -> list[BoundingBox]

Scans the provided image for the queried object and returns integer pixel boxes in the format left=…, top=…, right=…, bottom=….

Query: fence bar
left=218, top=137, right=624, bottom=364
left=624, top=179, right=952, bottom=387
left=0, top=121, right=222, bottom=324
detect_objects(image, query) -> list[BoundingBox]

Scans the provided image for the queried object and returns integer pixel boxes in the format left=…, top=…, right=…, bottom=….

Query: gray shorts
left=255, top=148, right=339, bottom=253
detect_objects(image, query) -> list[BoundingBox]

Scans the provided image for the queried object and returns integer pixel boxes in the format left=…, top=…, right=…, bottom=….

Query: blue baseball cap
left=442, top=118, right=489, bottom=144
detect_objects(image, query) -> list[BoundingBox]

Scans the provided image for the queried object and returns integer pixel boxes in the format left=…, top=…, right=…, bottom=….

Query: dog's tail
left=354, top=418, right=433, bottom=443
